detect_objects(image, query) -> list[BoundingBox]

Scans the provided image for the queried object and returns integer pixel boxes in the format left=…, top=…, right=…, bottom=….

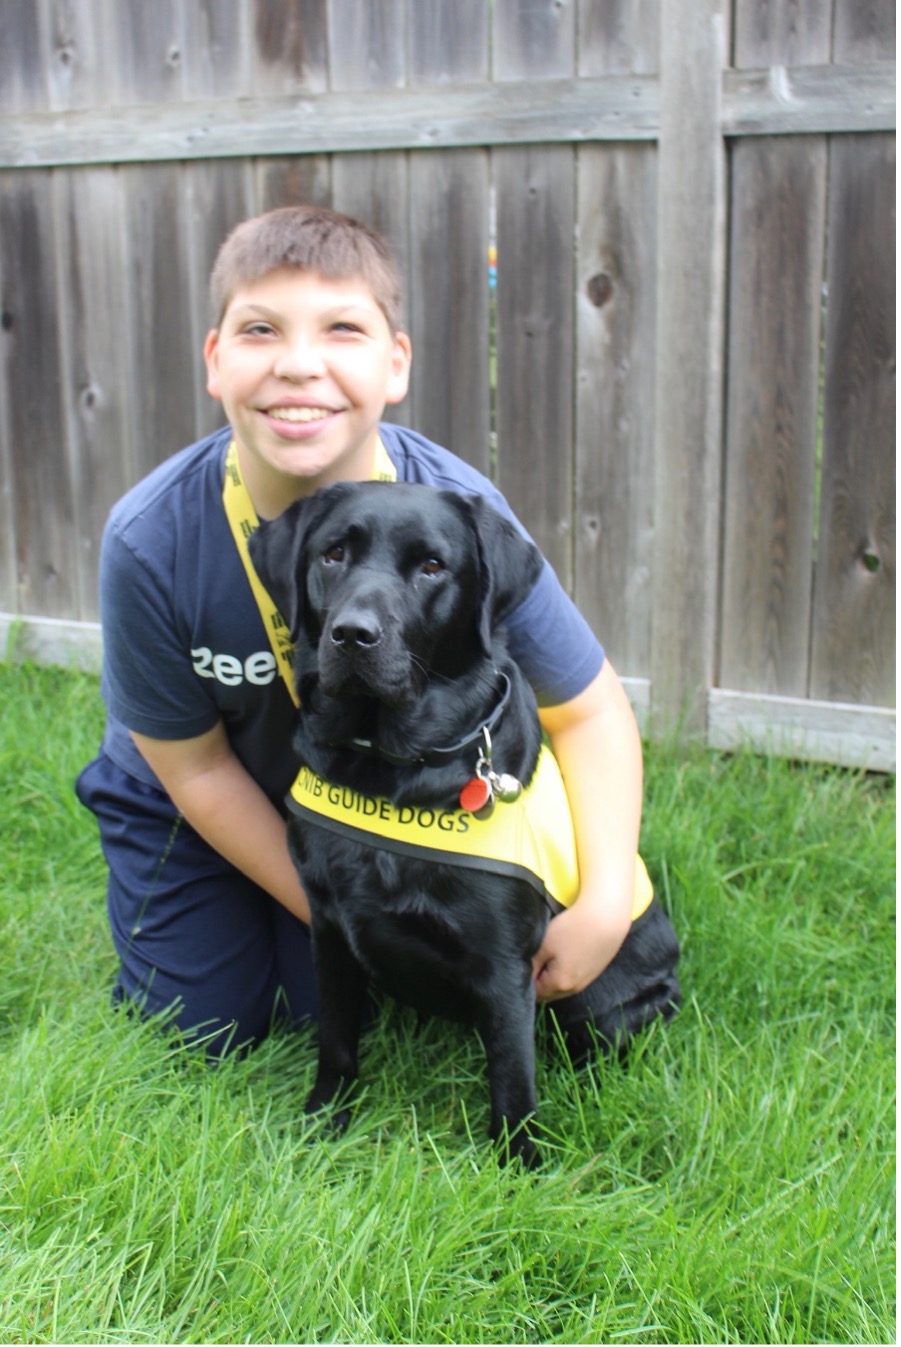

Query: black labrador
left=250, top=482, right=680, bottom=1165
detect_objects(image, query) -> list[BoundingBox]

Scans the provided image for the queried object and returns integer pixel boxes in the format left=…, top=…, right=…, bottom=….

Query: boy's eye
left=243, top=321, right=277, bottom=337
left=330, top=321, right=364, bottom=335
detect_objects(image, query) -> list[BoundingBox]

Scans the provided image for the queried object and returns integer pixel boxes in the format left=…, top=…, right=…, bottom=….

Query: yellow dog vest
left=287, top=744, right=653, bottom=919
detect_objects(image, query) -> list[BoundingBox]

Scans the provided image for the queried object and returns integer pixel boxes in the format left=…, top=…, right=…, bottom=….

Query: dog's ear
left=249, top=487, right=350, bottom=641
left=247, top=499, right=311, bottom=642
left=461, top=495, right=545, bottom=657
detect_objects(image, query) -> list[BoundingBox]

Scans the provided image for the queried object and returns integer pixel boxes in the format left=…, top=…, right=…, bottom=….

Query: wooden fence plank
left=404, top=0, right=490, bottom=463
left=719, top=137, right=826, bottom=696
left=493, top=145, right=575, bottom=584
left=3, top=65, right=894, bottom=169
left=573, top=145, right=657, bottom=677
left=119, top=165, right=198, bottom=479
left=0, top=170, right=76, bottom=618
left=719, top=1, right=830, bottom=700
left=573, top=10, right=658, bottom=675
left=406, top=149, right=491, bottom=470
left=833, top=0, right=896, bottom=63
left=181, top=0, right=253, bottom=99
left=494, top=0, right=575, bottom=78
left=255, top=155, right=331, bottom=214
left=732, top=0, right=831, bottom=67
left=0, top=75, right=664, bottom=168
left=408, top=0, right=489, bottom=83
left=328, top=0, right=405, bottom=90
left=328, top=0, right=409, bottom=424
left=250, top=0, right=329, bottom=94
left=808, top=133, right=895, bottom=705
left=649, top=1, right=727, bottom=732
left=708, top=688, right=895, bottom=771
left=577, top=0, right=660, bottom=75
left=492, top=1, right=576, bottom=582
left=0, top=0, right=47, bottom=111
left=95, top=0, right=184, bottom=105
left=53, top=167, right=136, bottom=620
left=42, top=0, right=105, bottom=110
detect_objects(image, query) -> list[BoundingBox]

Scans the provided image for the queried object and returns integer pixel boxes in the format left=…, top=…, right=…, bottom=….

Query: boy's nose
left=273, top=338, right=327, bottom=382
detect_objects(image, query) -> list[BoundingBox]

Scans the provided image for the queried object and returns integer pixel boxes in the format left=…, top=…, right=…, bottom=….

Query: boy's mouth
left=267, top=406, right=334, bottom=424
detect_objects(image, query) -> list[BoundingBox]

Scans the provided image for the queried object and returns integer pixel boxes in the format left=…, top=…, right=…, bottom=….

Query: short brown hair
left=209, top=205, right=404, bottom=331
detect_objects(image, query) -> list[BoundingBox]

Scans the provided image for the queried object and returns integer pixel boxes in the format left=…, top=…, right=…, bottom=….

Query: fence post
left=649, top=1, right=728, bottom=735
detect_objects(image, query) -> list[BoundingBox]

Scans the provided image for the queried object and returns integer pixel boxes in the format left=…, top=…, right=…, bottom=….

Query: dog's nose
left=330, top=611, right=383, bottom=649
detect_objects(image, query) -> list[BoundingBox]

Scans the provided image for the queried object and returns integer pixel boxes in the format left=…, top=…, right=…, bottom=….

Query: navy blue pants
left=76, top=753, right=318, bottom=1056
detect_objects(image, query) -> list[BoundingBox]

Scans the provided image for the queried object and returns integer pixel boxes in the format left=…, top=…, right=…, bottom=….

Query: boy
left=76, top=205, right=644, bottom=1055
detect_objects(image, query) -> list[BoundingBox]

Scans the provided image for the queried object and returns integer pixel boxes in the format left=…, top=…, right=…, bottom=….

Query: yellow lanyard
left=222, top=437, right=397, bottom=707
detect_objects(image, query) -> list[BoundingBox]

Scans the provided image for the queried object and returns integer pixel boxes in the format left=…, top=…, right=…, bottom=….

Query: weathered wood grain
left=250, top=0, right=329, bottom=95
left=408, top=0, right=489, bottom=83
left=406, top=149, right=491, bottom=472
left=719, top=4, right=829, bottom=699
left=719, top=137, right=826, bottom=697
left=578, top=0, right=660, bottom=75
left=493, top=144, right=575, bottom=586
left=118, top=165, right=199, bottom=479
left=809, top=133, right=895, bottom=705
left=833, top=0, right=896, bottom=64
left=1, top=64, right=894, bottom=169
left=573, top=7, right=659, bottom=674
left=649, top=1, right=727, bottom=732
left=732, top=0, right=831, bottom=68
left=53, top=167, right=137, bottom=620
left=573, top=145, right=657, bottom=676
left=0, top=170, right=77, bottom=617
left=403, top=1, right=491, bottom=464
left=708, top=688, right=895, bottom=770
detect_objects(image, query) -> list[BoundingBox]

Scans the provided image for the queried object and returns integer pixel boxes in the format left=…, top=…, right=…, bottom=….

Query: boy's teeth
left=269, top=406, right=331, bottom=422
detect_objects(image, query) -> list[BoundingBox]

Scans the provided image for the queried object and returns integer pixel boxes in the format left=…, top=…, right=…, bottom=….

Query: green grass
left=0, top=660, right=894, bottom=1344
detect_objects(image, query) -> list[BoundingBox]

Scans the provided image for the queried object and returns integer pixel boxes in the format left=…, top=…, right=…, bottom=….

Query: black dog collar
left=327, top=670, right=514, bottom=768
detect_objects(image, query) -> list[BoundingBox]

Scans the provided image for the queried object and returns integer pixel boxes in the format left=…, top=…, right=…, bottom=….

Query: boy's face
left=204, top=268, right=411, bottom=512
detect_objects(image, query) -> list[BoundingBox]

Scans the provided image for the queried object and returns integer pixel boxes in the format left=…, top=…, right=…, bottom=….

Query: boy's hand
left=532, top=899, right=631, bottom=1001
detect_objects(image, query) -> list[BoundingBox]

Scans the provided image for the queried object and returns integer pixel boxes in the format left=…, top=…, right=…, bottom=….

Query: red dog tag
left=459, top=776, right=492, bottom=813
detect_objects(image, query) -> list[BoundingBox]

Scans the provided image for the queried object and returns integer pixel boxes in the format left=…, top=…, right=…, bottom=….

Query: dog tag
left=459, top=775, right=494, bottom=817
left=492, top=773, right=523, bottom=804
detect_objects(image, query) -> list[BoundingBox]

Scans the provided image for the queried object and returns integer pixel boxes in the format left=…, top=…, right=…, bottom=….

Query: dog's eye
left=420, top=558, right=445, bottom=577
left=322, top=545, right=346, bottom=565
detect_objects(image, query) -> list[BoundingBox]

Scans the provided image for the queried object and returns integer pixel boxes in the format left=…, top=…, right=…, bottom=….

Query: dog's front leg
left=306, top=918, right=368, bottom=1127
left=478, top=984, right=541, bottom=1168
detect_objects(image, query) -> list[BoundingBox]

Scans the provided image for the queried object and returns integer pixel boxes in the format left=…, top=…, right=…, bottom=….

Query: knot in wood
left=587, top=272, right=614, bottom=308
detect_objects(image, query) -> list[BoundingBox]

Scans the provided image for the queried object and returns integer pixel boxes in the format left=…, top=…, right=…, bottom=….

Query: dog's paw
left=494, top=1117, right=542, bottom=1170
left=305, top=1084, right=353, bottom=1135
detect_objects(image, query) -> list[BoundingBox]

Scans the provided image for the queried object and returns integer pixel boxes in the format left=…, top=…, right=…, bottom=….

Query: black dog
left=250, top=482, right=680, bottom=1165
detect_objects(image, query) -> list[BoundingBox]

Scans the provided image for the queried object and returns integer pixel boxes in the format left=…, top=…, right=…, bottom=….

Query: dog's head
left=249, top=481, right=543, bottom=706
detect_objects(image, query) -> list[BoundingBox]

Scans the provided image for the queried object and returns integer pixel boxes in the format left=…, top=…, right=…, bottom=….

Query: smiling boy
left=77, top=205, right=644, bottom=1054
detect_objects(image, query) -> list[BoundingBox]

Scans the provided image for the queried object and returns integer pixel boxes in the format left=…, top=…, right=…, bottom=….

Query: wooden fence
left=0, top=0, right=895, bottom=769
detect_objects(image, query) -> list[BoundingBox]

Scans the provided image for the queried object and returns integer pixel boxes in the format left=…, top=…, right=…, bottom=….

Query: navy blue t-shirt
left=99, top=423, right=604, bottom=803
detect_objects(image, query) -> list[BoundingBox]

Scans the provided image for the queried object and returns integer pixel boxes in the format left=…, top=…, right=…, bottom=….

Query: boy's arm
left=130, top=723, right=311, bottom=924
left=533, top=659, right=642, bottom=1000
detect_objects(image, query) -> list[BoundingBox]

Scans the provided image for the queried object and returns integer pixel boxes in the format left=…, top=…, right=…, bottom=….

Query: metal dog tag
left=491, top=772, right=523, bottom=804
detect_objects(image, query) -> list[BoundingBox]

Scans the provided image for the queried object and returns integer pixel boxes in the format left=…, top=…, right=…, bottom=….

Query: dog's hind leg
left=305, top=919, right=369, bottom=1126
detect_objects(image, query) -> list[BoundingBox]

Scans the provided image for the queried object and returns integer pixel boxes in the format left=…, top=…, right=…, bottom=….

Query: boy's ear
left=203, top=329, right=222, bottom=401
left=383, top=330, right=413, bottom=407
left=458, top=495, right=545, bottom=657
